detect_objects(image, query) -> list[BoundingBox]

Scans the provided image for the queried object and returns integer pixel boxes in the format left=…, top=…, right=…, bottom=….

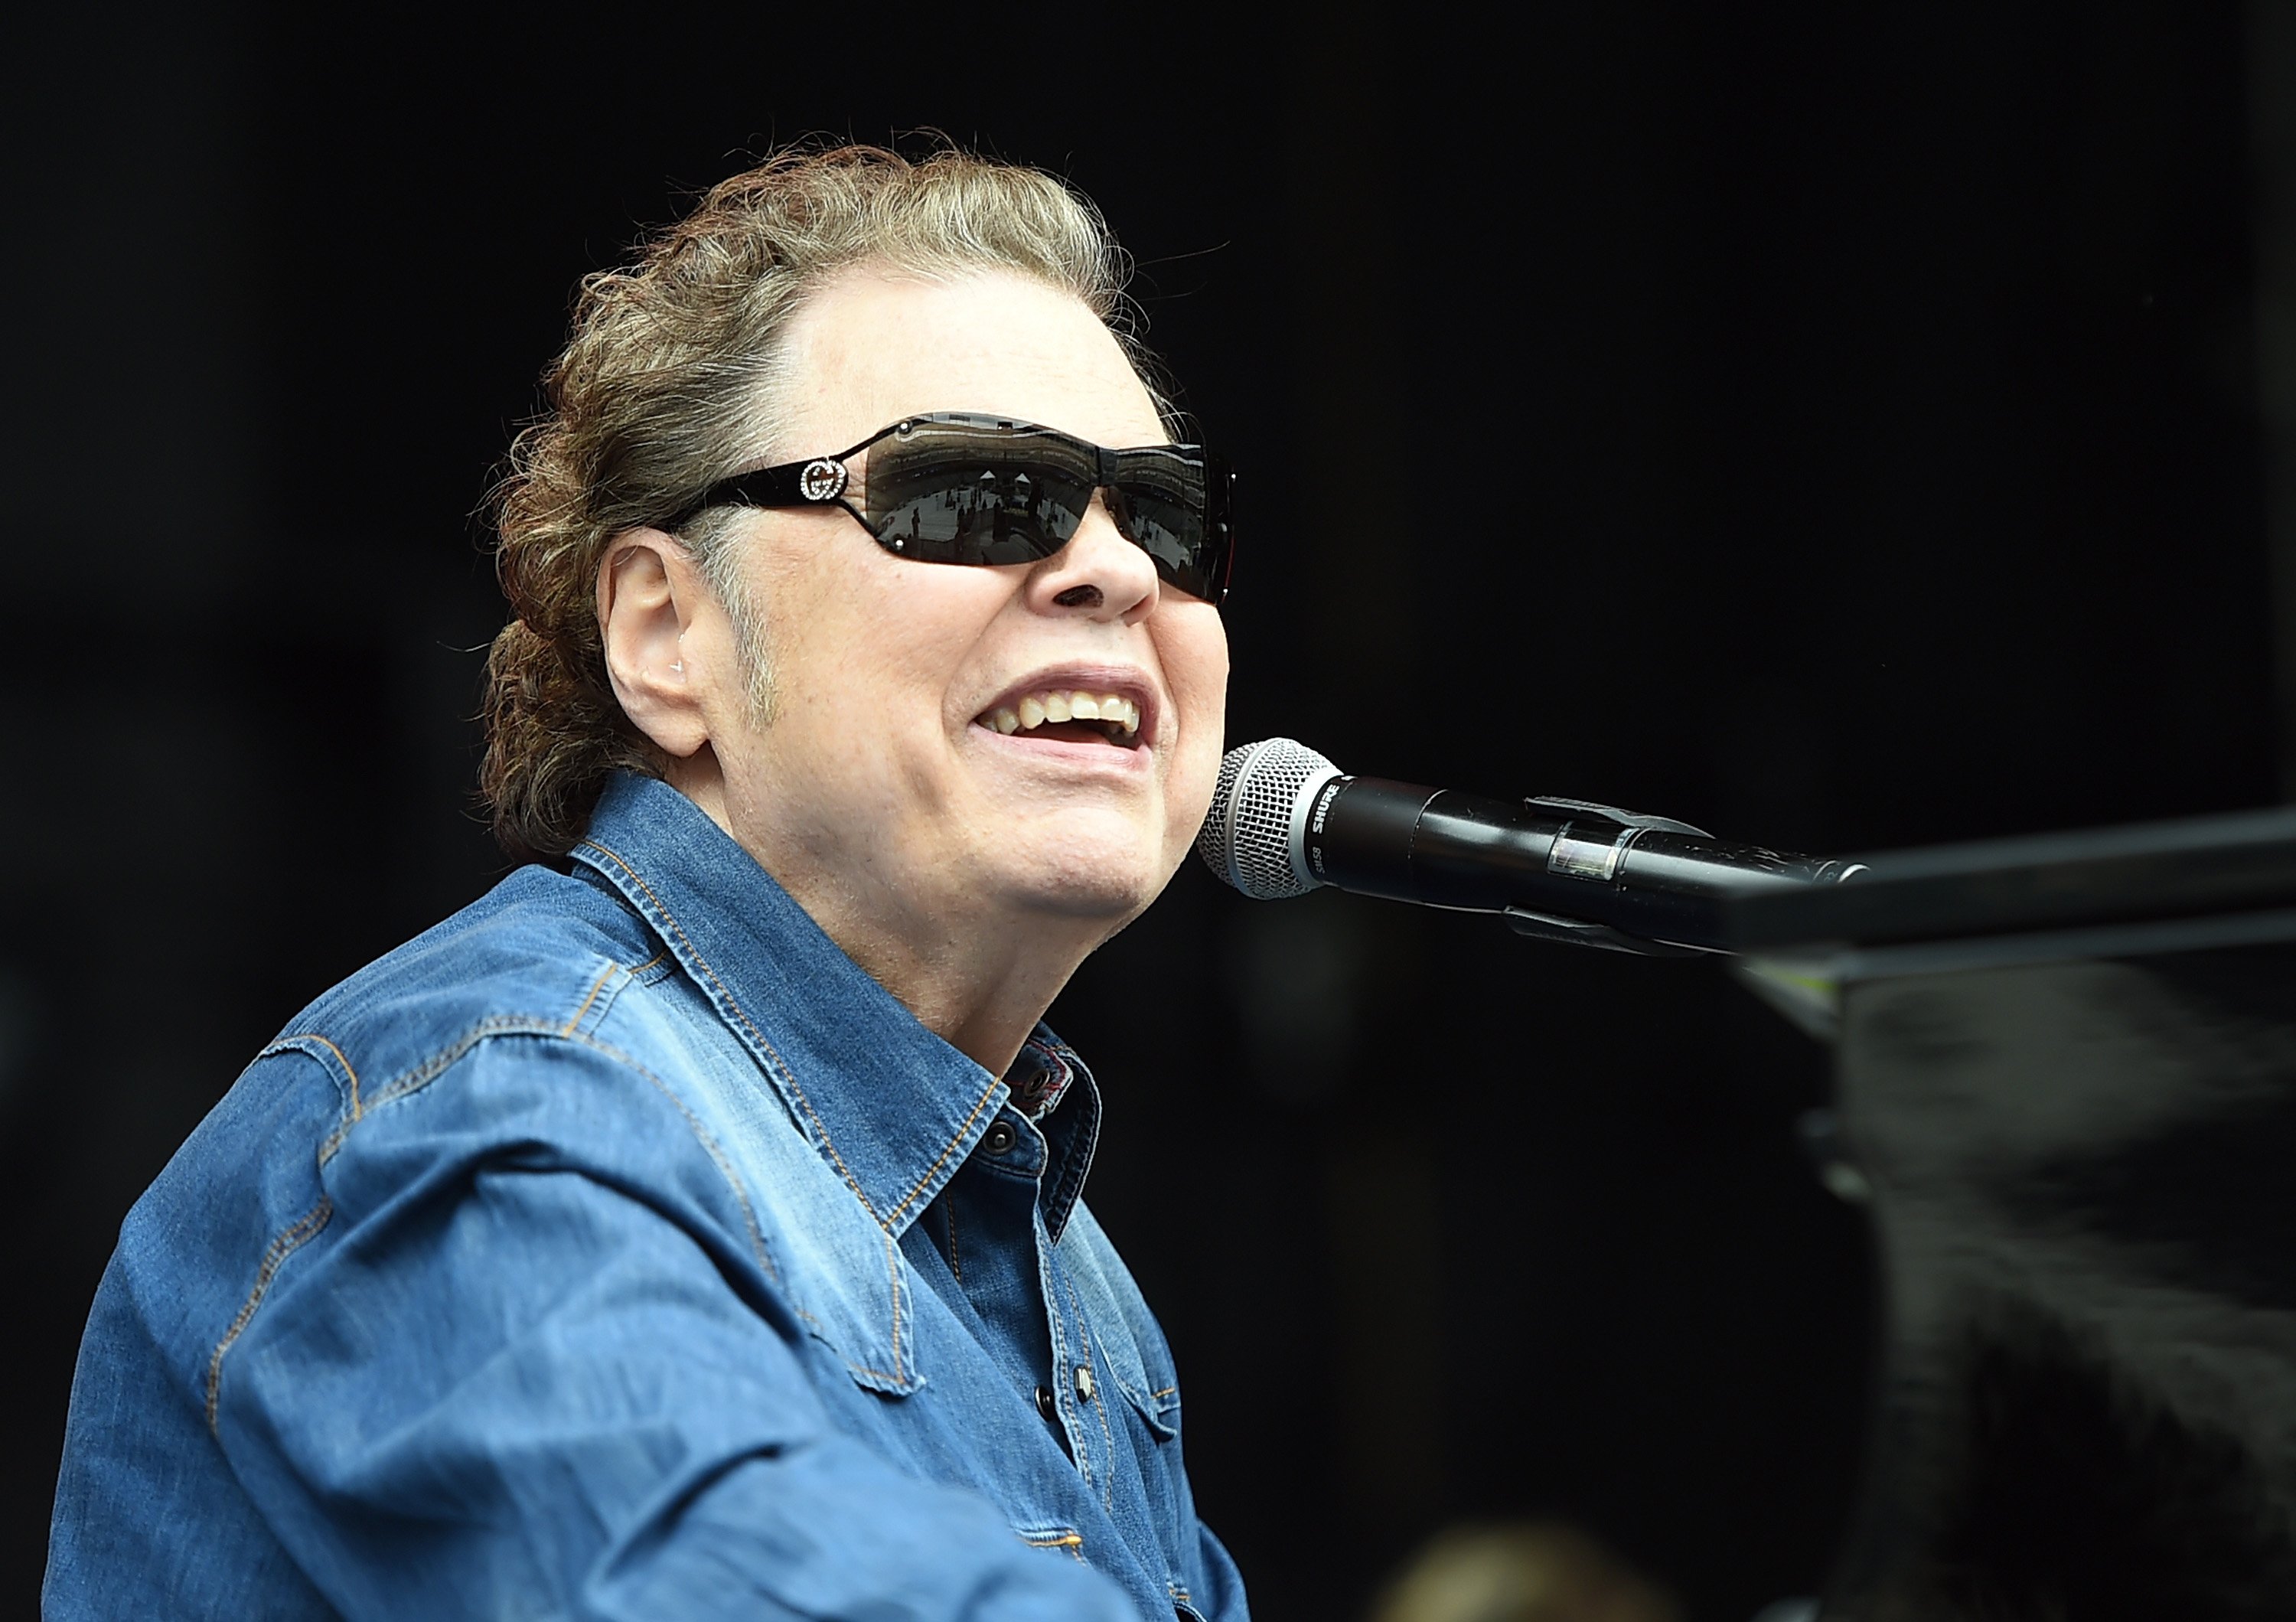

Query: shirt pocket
left=1105, top=1340, right=1191, bottom=1571
left=1113, top=1370, right=1182, bottom=1442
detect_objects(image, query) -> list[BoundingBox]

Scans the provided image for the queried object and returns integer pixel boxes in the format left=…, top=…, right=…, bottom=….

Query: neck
left=808, top=892, right=1094, bottom=1077
left=667, top=753, right=1104, bottom=1076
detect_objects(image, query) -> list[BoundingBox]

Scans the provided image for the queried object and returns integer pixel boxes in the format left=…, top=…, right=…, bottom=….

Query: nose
left=1025, top=494, right=1159, bottom=624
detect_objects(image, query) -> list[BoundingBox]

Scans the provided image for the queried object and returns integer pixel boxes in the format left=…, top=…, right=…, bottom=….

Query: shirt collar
left=573, top=772, right=1094, bottom=1240
left=1010, top=1030, right=1099, bottom=1244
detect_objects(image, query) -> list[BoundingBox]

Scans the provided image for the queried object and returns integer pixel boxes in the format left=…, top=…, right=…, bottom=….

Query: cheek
left=771, top=547, right=1006, bottom=715
left=1167, top=609, right=1231, bottom=725
left=1159, top=611, right=1231, bottom=808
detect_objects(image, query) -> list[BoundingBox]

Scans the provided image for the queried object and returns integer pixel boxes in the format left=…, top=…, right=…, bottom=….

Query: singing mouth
left=977, top=687, right=1144, bottom=749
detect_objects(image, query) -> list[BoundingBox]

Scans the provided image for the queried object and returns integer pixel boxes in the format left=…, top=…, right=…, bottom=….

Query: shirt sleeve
left=1187, top=1518, right=1250, bottom=1621
left=210, top=1035, right=1146, bottom=1622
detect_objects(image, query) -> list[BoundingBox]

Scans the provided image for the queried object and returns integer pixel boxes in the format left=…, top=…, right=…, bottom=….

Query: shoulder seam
left=562, top=947, right=667, bottom=1038
left=324, top=1022, right=786, bottom=1296
left=316, top=1014, right=561, bottom=1164
left=205, top=1018, right=788, bottom=1439
left=259, top=1033, right=362, bottom=1124
left=551, top=1026, right=785, bottom=1291
left=204, top=1193, right=332, bottom=1434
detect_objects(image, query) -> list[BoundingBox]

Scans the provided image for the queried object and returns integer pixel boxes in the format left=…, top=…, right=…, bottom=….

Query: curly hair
left=480, top=143, right=1169, bottom=863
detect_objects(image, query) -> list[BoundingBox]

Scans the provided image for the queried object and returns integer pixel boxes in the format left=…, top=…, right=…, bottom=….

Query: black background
left=2, top=5, right=2279, bottom=1619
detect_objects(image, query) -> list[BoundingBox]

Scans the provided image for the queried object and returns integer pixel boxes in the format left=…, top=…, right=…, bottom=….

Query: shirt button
left=982, top=1121, right=1019, bottom=1156
left=1075, top=1364, right=1096, bottom=1403
left=1034, top=1384, right=1059, bottom=1423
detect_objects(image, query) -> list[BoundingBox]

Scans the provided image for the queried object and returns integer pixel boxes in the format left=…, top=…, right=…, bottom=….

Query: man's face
left=703, top=266, right=1230, bottom=945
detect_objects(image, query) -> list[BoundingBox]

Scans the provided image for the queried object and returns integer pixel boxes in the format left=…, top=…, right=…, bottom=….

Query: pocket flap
left=1114, top=1372, right=1182, bottom=1441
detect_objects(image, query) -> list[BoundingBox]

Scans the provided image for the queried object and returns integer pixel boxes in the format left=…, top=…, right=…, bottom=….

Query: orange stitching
left=317, top=1015, right=542, bottom=1163
left=881, top=1077, right=1001, bottom=1230
left=1021, top=1531, right=1085, bottom=1557
left=555, top=1028, right=782, bottom=1290
left=1092, top=1381, right=1117, bottom=1510
left=556, top=1030, right=905, bottom=1388
left=1149, top=1385, right=1179, bottom=1400
left=840, top=1361, right=908, bottom=1382
left=782, top=1301, right=907, bottom=1383
left=272, top=1033, right=362, bottom=1121
left=223, top=1016, right=934, bottom=1428
left=1042, top=1291, right=1091, bottom=1492
left=398, top=1022, right=915, bottom=1388
left=318, top=1016, right=787, bottom=1295
left=580, top=839, right=883, bottom=1226
left=885, top=1230, right=904, bottom=1379
left=563, top=960, right=621, bottom=1036
left=1065, top=1276, right=1117, bottom=1512
left=206, top=1196, right=333, bottom=1434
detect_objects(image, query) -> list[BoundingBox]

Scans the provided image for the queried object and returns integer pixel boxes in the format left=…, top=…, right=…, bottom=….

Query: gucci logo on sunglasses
left=796, top=458, right=850, bottom=503
left=660, top=411, right=1235, bottom=604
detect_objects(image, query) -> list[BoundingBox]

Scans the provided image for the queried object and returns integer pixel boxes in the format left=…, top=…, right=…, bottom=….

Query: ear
left=597, top=529, right=720, bottom=759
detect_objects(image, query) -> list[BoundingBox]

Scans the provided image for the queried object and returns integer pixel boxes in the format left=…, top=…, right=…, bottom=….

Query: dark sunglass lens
left=1108, top=447, right=1222, bottom=599
left=863, top=423, right=1097, bottom=565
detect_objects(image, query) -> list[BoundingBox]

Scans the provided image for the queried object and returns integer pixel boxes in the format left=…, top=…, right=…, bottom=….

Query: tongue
left=1024, top=720, right=1115, bottom=746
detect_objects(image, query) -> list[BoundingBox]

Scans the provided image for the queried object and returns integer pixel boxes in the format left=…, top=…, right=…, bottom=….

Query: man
left=46, top=145, right=1245, bottom=1621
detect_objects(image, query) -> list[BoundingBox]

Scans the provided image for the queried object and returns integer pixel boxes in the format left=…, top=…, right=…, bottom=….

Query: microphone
left=1194, top=738, right=1861, bottom=955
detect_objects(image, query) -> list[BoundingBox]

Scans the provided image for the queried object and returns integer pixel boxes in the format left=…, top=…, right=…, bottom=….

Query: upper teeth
left=988, top=690, right=1142, bottom=738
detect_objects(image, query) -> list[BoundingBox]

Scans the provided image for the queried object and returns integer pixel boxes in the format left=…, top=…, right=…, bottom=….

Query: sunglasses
left=662, top=411, right=1235, bottom=604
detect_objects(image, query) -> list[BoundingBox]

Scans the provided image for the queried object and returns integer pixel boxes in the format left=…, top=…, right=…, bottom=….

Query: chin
left=994, top=841, right=1166, bottom=923
left=1019, top=865, right=1161, bottom=922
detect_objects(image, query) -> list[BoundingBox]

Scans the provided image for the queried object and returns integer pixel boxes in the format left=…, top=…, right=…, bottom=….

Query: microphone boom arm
left=1306, top=778, right=1857, bottom=956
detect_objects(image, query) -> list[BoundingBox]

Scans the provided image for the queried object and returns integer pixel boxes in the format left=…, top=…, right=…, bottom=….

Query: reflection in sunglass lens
left=1106, top=448, right=1211, bottom=597
left=847, top=416, right=1229, bottom=601
left=863, top=426, right=1097, bottom=566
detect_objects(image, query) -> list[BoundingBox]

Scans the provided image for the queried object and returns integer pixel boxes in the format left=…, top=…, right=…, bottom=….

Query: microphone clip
left=1513, top=798, right=1731, bottom=954
left=1501, top=906, right=1714, bottom=958
left=1525, top=796, right=1716, bottom=840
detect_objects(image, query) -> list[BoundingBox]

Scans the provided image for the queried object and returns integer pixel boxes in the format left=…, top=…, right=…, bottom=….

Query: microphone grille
left=1195, top=737, right=1342, bottom=899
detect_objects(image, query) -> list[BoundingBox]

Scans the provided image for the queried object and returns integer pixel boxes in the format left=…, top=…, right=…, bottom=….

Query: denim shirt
left=46, top=774, right=1246, bottom=1622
